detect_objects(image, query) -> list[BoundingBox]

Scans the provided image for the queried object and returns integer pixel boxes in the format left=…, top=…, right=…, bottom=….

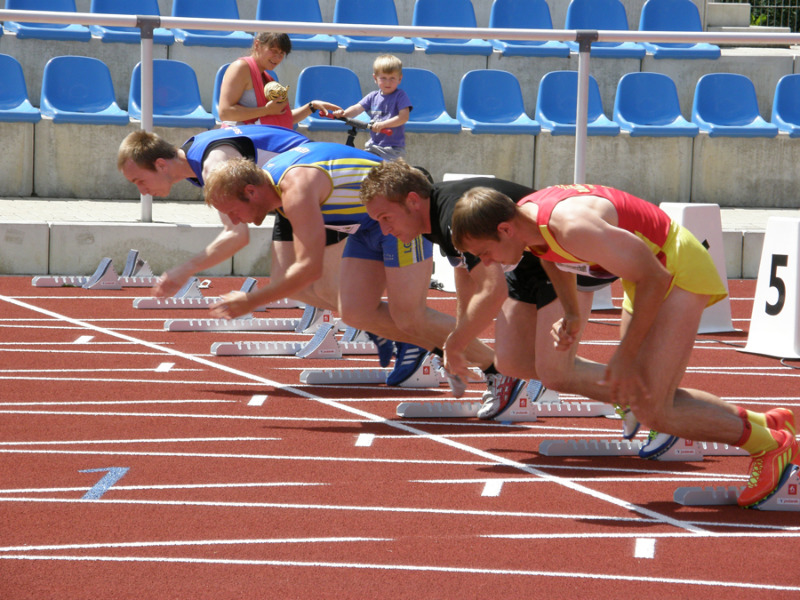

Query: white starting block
left=212, top=322, right=377, bottom=358
left=538, top=438, right=705, bottom=461
left=659, top=203, right=734, bottom=333
left=742, top=217, right=800, bottom=359
left=301, top=353, right=444, bottom=388
left=538, top=437, right=748, bottom=461
left=674, top=464, right=800, bottom=511
left=591, top=285, right=615, bottom=310
left=32, top=249, right=158, bottom=289
left=134, top=277, right=301, bottom=311
left=396, top=380, right=560, bottom=422
left=164, top=316, right=300, bottom=332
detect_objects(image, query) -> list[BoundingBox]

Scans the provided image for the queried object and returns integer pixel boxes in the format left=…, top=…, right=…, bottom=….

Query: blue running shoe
left=366, top=332, right=395, bottom=368
left=638, top=430, right=679, bottom=459
left=386, top=343, right=428, bottom=386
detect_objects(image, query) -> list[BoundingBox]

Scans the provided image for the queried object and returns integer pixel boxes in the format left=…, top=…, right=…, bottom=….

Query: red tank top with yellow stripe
left=519, top=184, right=672, bottom=278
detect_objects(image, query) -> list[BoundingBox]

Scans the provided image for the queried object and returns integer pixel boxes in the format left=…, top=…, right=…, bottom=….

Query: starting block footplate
left=538, top=438, right=705, bottom=461
left=674, top=464, right=800, bottom=511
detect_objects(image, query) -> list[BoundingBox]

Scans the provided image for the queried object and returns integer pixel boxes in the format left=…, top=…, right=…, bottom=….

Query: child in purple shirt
left=334, top=55, right=412, bottom=161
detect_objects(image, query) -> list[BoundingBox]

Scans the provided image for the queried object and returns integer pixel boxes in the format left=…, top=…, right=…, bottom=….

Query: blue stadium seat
left=333, top=0, right=414, bottom=53
left=399, top=68, right=461, bottom=133
left=638, top=0, right=720, bottom=59
left=40, top=56, right=128, bottom=125
left=457, top=70, right=540, bottom=134
left=212, top=62, right=279, bottom=123
left=171, top=0, right=252, bottom=48
left=295, top=65, right=367, bottom=131
left=613, top=72, right=698, bottom=137
left=128, top=59, right=216, bottom=128
left=4, top=0, right=90, bottom=41
left=256, top=0, right=338, bottom=52
left=411, top=0, right=493, bottom=56
left=772, top=74, right=800, bottom=138
left=489, top=0, right=569, bottom=57
left=692, top=73, right=778, bottom=137
left=536, top=71, right=620, bottom=135
left=0, top=53, right=41, bottom=123
left=564, top=0, right=645, bottom=58
left=89, top=0, right=174, bottom=45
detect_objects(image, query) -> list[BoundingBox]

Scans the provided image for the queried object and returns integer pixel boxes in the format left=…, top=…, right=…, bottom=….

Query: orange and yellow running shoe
left=738, top=429, right=799, bottom=508
left=765, top=408, right=796, bottom=437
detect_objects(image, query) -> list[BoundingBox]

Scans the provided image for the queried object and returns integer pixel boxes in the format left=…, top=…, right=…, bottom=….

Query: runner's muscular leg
left=270, top=239, right=343, bottom=312
left=628, top=287, right=742, bottom=443
left=338, top=256, right=430, bottom=347
left=383, top=258, right=495, bottom=368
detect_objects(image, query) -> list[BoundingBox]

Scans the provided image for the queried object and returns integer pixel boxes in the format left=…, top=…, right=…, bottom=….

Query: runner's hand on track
left=210, top=291, right=253, bottom=320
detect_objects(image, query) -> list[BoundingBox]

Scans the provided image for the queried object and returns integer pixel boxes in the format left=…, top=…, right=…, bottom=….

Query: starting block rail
left=135, top=277, right=301, bottom=311
left=674, top=464, right=800, bottom=511
left=538, top=438, right=706, bottom=461
left=164, top=317, right=300, bottom=332
left=301, top=354, right=444, bottom=388
left=212, top=323, right=378, bottom=358
left=32, top=250, right=157, bottom=288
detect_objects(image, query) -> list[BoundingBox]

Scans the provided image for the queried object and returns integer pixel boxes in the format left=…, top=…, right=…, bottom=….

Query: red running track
left=0, top=276, right=798, bottom=599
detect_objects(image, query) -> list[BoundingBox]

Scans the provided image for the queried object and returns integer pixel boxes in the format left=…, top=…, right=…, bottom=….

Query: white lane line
left=0, top=400, right=235, bottom=407
left=0, top=294, right=706, bottom=534
left=0, top=482, right=327, bottom=495
left=0, top=554, right=797, bottom=593
left=248, top=394, right=268, bottom=407
left=634, top=538, right=656, bottom=559
left=355, top=433, right=375, bottom=447
left=0, top=368, right=199, bottom=374
left=73, top=335, right=94, bottom=344
left=0, top=537, right=391, bottom=553
left=0, top=449, right=489, bottom=465
left=0, top=437, right=276, bottom=446
left=481, top=480, right=503, bottom=497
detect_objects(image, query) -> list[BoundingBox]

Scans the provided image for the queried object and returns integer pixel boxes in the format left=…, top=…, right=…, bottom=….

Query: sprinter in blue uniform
left=117, top=125, right=309, bottom=296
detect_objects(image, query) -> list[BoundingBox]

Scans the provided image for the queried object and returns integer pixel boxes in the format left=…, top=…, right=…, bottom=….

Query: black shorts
left=505, top=253, right=557, bottom=309
left=271, top=211, right=349, bottom=246
left=505, top=253, right=617, bottom=307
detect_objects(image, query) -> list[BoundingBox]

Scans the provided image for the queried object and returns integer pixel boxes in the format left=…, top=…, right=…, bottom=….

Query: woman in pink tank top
left=217, top=32, right=340, bottom=128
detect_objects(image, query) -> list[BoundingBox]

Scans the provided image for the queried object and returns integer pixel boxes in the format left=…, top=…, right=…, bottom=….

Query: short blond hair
left=204, top=157, right=268, bottom=207
left=373, top=54, right=402, bottom=75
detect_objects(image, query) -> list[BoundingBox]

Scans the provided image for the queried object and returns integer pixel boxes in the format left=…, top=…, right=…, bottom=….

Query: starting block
left=32, top=249, right=157, bottom=289
left=538, top=438, right=706, bottom=461
left=211, top=322, right=379, bottom=358
left=674, top=464, right=800, bottom=511
left=301, top=353, right=444, bottom=388
left=591, top=285, right=615, bottom=310
left=395, top=380, right=556, bottom=422
left=659, top=203, right=734, bottom=333
left=164, top=316, right=300, bottom=332
left=134, top=277, right=299, bottom=310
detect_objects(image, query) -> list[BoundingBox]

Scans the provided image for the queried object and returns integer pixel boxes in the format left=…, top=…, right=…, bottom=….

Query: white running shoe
left=615, top=405, right=641, bottom=440
left=477, top=374, right=525, bottom=420
left=430, top=355, right=466, bottom=398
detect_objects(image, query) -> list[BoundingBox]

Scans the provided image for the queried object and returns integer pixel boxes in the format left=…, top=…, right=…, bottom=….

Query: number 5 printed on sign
left=743, top=217, right=800, bottom=359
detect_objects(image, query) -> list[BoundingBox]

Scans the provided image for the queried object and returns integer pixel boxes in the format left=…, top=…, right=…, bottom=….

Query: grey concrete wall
left=0, top=122, right=35, bottom=197
left=47, top=222, right=229, bottom=276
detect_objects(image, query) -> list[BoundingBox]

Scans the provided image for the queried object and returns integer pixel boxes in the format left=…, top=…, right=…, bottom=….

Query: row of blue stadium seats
left=2, top=53, right=798, bottom=138
left=0, top=0, right=720, bottom=59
